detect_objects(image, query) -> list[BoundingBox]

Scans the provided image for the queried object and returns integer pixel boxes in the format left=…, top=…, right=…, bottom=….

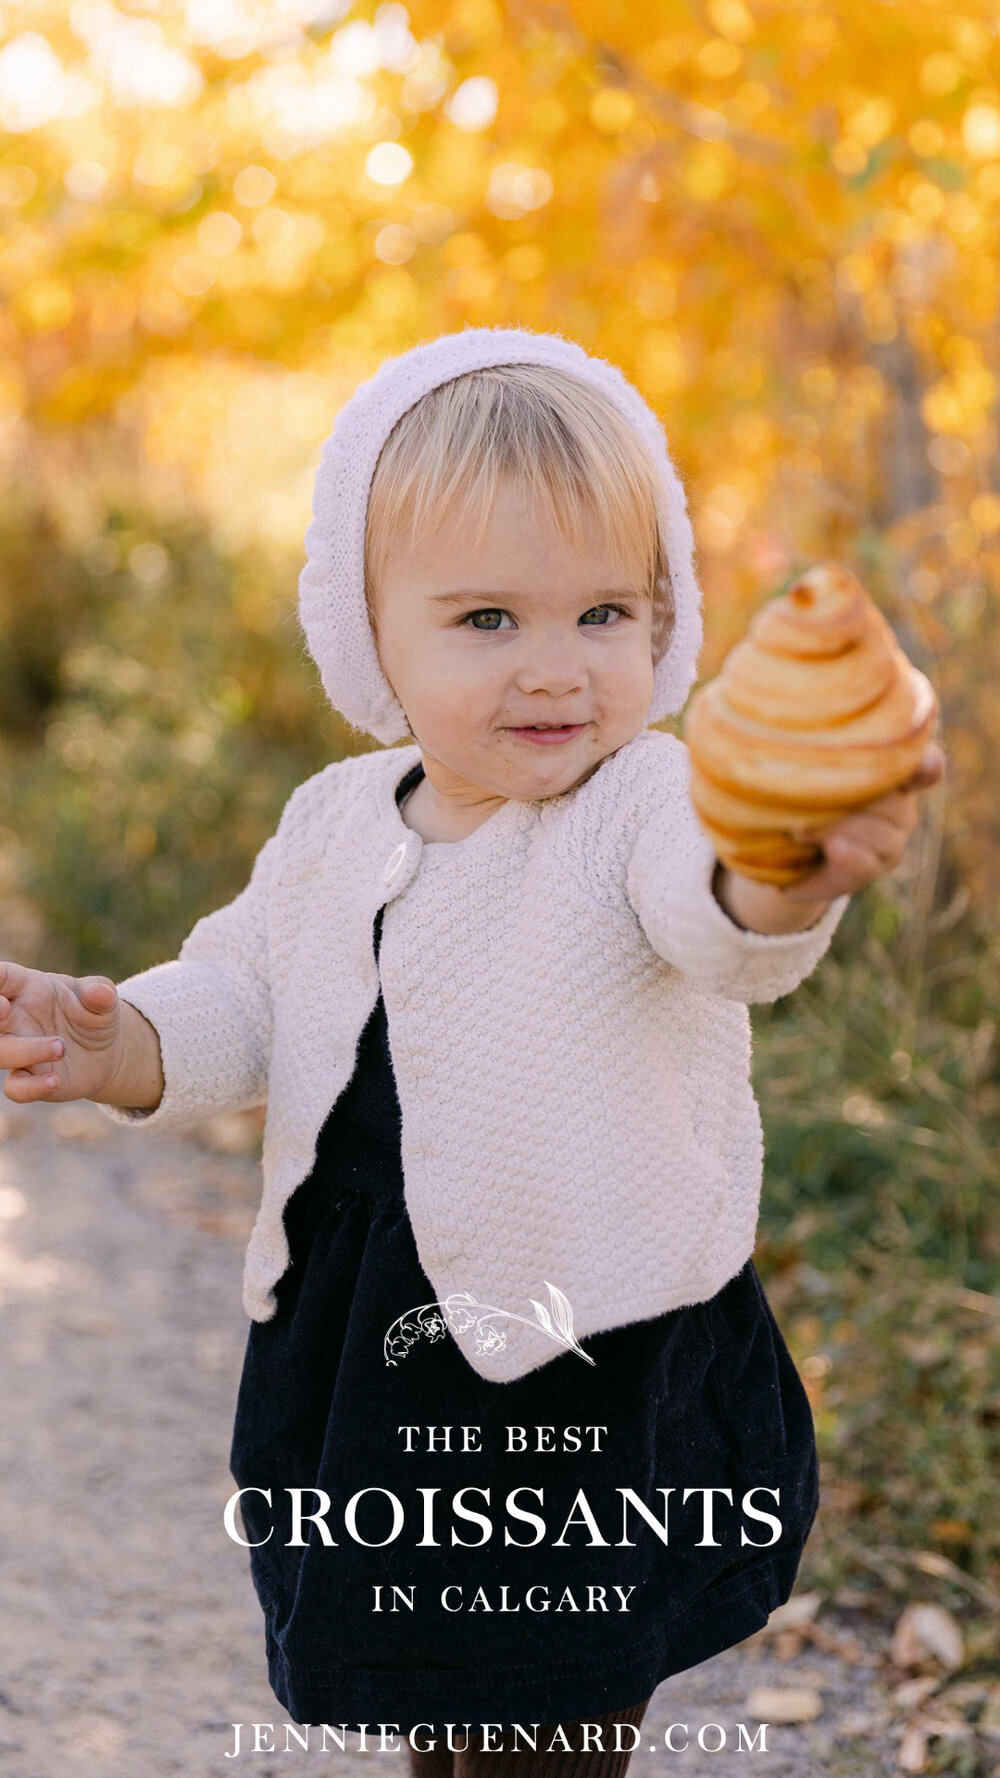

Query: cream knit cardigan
left=97, top=325, right=851, bottom=1382
left=100, top=729, right=849, bottom=1383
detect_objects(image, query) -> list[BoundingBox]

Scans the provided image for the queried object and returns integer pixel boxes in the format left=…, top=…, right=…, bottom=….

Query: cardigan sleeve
left=624, top=742, right=851, bottom=1005
left=95, top=827, right=280, bottom=1131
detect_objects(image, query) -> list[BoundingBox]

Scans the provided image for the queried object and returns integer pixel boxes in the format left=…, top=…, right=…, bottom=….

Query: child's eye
left=580, top=603, right=629, bottom=626
left=459, top=603, right=630, bottom=631
left=461, top=609, right=515, bottom=631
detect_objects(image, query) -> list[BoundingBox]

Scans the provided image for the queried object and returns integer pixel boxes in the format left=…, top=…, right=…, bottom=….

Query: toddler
left=0, top=327, right=942, bottom=1771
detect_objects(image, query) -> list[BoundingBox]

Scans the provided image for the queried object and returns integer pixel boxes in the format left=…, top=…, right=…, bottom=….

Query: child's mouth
left=507, top=724, right=588, bottom=745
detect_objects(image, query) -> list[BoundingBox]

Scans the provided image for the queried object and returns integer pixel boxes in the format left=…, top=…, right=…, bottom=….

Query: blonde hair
left=363, top=362, right=674, bottom=662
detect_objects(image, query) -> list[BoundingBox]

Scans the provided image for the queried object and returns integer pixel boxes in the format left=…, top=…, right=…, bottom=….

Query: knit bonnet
left=298, top=325, right=705, bottom=744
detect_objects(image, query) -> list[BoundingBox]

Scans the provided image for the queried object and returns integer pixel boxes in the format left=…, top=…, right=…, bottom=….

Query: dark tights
left=407, top=1696, right=652, bottom=1778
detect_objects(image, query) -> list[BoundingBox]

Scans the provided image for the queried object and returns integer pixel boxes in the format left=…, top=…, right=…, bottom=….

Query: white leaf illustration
left=544, top=1280, right=575, bottom=1341
left=528, top=1298, right=554, bottom=1335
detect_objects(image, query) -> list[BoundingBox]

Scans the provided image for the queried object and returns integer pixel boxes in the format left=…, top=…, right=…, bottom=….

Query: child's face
left=372, top=477, right=656, bottom=804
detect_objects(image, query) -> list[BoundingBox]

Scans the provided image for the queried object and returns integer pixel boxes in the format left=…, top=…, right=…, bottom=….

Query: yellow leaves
left=641, top=37, right=687, bottom=82
left=14, top=278, right=74, bottom=333
left=709, top=347, right=765, bottom=400
left=232, top=166, right=276, bottom=208
left=962, top=103, right=1000, bottom=160
left=731, top=79, right=770, bottom=120
left=920, top=53, right=964, bottom=98
left=446, top=0, right=503, bottom=42
left=699, top=472, right=759, bottom=549
left=629, top=261, right=678, bottom=320
left=440, top=230, right=487, bottom=267
left=198, top=212, right=242, bottom=257
left=485, top=161, right=553, bottom=218
left=796, top=11, right=838, bottom=52
left=697, top=40, right=743, bottom=81
left=399, top=42, right=450, bottom=115
left=439, top=227, right=497, bottom=304
left=937, top=335, right=996, bottom=427
left=634, top=327, right=687, bottom=400
left=683, top=142, right=734, bottom=202
left=589, top=88, right=635, bottom=134
left=943, top=193, right=984, bottom=237
left=707, top=0, right=755, bottom=45
left=909, top=120, right=945, bottom=159
left=846, top=97, right=895, bottom=149
left=837, top=252, right=877, bottom=295
left=503, top=243, right=545, bottom=282
left=172, top=253, right=216, bottom=300
left=907, top=180, right=947, bottom=225
left=133, top=142, right=192, bottom=193
left=831, top=140, right=868, bottom=179
left=89, top=284, right=136, bottom=340
left=970, top=493, right=1000, bottom=537
left=64, top=161, right=110, bottom=204
left=443, top=263, right=497, bottom=308
left=528, top=95, right=569, bottom=138
left=365, top=142, right=414, bottom=186
left=444, top=76, right=498, bottom=132
left=729, top=411, right=773, bottom=454
left=364, top=264, right=421, bottom=323
left=0, top=164, right=36, bottom=207
left=250, top=207, right=325, bottom=267
left=0, top=31, right=66, bottom=133
left=800, top=361, right=837, bottom=404
left=373, top=222, right=417, bottom=265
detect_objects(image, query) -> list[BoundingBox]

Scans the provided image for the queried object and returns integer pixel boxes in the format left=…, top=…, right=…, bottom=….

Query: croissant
left=683, top=562, right=940, bottom=887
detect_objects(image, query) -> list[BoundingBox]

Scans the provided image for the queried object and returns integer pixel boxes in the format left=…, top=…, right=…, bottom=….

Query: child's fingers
left=781, top=852, right=872, bottom=901
left=3, top=1062, right=62, bottom=1102
left=907, top=743, right=947, bottom=787
left=0, top=1032, right=64, bottom=1072
left=823, top=834, right=885, bottom=876
left=827, top=811, right=907, bottom=866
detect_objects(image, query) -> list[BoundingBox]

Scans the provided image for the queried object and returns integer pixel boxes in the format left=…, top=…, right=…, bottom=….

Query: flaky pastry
left=682, top=562, right=940, bottom=887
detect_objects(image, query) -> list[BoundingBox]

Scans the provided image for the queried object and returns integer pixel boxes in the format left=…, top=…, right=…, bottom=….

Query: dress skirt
left=229, top=897, right=820, bottom=1734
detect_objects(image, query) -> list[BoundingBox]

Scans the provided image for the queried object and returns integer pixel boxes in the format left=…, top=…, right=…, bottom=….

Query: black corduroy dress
left=228, top=763, right=821, bottom=1734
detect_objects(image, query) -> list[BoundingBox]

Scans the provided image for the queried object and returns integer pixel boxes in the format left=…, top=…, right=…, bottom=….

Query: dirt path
left=0, top=1101, right=912, bottom=1776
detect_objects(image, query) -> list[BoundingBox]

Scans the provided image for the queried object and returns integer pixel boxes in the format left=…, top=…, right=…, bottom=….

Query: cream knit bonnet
left=298, top=325, right=705, bottom=744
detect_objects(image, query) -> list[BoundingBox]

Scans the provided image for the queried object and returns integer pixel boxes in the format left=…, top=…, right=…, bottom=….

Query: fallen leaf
left=767, top=1589, right=824, bottom=1630
left=891, top=1602, right=964, bottom=1672
left=979, top=1687, right=1000, bottom=1736
left=917, top=1716, right=973, bottom=1738
left=897, top=1723, right=928, bottom=1772
left=891, top=1676, right=940, bottom=1710
left=805, top=1622, right=867, bottom=1663
left=745, top=1686, right=823, bottom=1724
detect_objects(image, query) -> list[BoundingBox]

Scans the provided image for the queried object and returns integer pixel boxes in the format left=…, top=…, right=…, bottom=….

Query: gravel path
left=0, top=1102, right=910, bottom=1777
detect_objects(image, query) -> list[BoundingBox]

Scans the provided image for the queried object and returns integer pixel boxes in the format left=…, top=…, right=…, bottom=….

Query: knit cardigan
left=99, top=727, right=850, bottom=1383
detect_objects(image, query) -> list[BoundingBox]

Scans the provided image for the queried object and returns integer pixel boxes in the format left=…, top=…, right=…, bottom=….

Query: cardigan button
left=382, top=841, right=407, bottom=885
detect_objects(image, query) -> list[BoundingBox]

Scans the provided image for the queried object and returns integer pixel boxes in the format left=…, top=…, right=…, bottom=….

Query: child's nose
left=515, top=634, right=588, bottom=694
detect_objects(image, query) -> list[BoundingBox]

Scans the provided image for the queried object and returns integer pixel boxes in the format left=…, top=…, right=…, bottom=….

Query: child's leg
left=453, top=1695, right=652, bottom=1778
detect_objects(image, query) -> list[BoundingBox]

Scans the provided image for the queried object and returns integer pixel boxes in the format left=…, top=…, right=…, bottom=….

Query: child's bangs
left=365, top=364, right=675, bottom=660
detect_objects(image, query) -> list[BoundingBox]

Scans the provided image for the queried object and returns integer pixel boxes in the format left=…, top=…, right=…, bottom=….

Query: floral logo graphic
left=383, top=1280, right=596, bottom=1367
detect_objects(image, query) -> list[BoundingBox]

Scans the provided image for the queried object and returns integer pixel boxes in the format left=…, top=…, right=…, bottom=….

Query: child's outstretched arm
left=625, top=737, right=941, bottom=1005
left=0, top=825, right=282, bottom=1131
left=94, top=826, right=282, bottom=1128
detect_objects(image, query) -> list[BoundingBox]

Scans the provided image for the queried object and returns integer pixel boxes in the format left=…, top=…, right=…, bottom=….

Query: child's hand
left=781, top=742, right=947, bottom=903
left=0, top=962, right=158, bottom=1108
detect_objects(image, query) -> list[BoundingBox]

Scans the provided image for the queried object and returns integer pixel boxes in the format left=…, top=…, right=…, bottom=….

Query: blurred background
left=1, top=0, right=998, bottom=1764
